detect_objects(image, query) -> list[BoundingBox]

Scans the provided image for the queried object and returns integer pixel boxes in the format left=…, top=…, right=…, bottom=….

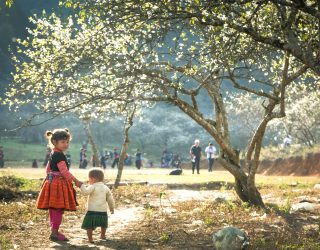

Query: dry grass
left=126, top=187, right=320, bottom=250
left=0, top=172, right=319, bottom=249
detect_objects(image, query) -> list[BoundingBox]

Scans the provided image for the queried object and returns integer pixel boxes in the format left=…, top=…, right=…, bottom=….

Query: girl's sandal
left=49, top=233, right=69, bottom=242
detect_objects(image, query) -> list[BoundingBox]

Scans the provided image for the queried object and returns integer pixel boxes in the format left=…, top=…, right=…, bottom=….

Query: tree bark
left=218, top=156, right=265, bottom=207
left=114, top=105, right=136, bottom=188
left=82, top=119, right=100, bottom=168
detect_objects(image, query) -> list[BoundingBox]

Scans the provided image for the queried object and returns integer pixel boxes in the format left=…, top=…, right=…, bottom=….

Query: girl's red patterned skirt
left=36, top=173, right=78, bottom=211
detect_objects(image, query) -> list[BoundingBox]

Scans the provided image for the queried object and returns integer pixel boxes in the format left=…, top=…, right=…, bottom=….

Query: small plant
left=220, top=182, right=227, bottom=191
left=254, top=238, right=266, bottom=247
left=144, top=207, right=154, bottom=221
left=159, top=191, right=167, bottom=207
left=0, top=236, right=12, bottom=250
left=241, top=202, right=250, bottom=209
left=204, top=217, right=213, bottom=226
left=278, top=197, right=291, bottom=214
left=160, top=233, right=170, bottom=242
left=226, top=200, right=237, bottom=211
left=279, top=183, right=289, bottom=190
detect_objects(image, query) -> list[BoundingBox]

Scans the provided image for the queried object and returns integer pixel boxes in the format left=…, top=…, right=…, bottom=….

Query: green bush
left=0, top=175, right=25, bottom=191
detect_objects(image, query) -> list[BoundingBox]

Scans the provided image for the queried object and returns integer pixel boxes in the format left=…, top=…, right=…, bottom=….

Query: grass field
left=0, top=139, right=89, bottom=163
left=0, top=167, right=318, bottom=187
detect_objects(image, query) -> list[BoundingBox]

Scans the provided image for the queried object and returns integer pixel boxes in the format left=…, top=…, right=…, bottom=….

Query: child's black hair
left=45, top=128, right=72, bottom=148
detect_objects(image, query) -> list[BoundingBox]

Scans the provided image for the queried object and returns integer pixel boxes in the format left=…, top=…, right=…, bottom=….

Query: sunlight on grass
left=0, top=167, right=318, bottom=187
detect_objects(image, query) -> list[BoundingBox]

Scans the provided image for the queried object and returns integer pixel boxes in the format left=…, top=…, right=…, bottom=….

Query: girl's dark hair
left=45, top=128, right=71, bottom=148
left=88, top=168, right=104, bottom=182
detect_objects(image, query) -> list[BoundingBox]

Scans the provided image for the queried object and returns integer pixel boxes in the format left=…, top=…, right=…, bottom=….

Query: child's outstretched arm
left=57, top=161, right=75, bottom=181
left=106, top=188, right=115, bottom=214
left=57, top=161, right=82, bottom=187
left=74, top=179, right=83, bottom=188
left=80, top=184, right=95, bottom=196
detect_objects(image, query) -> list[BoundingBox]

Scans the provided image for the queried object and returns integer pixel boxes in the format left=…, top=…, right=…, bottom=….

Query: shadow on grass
left=50, top=238, right=143, bottom=250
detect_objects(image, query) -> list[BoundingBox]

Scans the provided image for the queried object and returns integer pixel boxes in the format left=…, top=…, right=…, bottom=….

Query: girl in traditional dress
left=36, top=128, right=82, bottom=241
left=80, top=168, right=115, bottom=243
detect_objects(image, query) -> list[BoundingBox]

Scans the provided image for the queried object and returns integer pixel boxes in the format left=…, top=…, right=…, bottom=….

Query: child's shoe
left=49, top=233, right=69, bottom=241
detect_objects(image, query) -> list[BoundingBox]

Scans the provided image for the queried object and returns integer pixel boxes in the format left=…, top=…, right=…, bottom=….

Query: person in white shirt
left=283, top=135, right=292, bottom=148
left=205, top=142, right=217, bottom=172
left=80, top=168, right=115, bottom=243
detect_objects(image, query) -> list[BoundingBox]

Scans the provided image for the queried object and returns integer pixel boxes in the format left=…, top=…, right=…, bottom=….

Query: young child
left=36, top=128, right=82, bottom=241
left=80, top=168, right=115, bottom=243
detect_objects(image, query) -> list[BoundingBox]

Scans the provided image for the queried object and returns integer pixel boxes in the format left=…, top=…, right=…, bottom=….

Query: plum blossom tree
left=5, top=1, right=318, bottom=206
left=270, top=82, right=320, bottom=147
left=4, top=13, right=146, bottom=185
left=226, top=82, right=320, bottom=148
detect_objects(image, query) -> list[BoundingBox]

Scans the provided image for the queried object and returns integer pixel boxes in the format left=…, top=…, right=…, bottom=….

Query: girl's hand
left=110, top=209, right=114, bottom=214
left=74, top=179, right=83, bottom=188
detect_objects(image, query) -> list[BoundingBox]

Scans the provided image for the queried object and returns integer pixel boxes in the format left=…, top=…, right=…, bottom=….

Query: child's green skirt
left=81, top=211, right=108, bottom=229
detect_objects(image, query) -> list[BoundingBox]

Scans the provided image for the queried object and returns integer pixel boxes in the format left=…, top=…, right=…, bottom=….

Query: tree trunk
left=218, top=157, right=265, bottom=207
left=114, top=106, right=136, bottom=188
left=82, top=119, right=100, bottom=168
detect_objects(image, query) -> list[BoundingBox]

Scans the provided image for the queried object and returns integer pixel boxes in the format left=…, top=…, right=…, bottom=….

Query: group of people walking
left=81, top=147, right=142, bottom=170
left=190, top=139, right=217, bottom=174
left=100, top=148, right=142, bottom=169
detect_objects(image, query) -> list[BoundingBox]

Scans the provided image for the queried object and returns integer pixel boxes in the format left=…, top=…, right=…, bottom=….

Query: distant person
left=79, top=148, right=87, bottom=169
left=165, top=152, right=172, bottom=167
left=80, top=168, right=115, bottom=243
left=170, top=153, right=182, bottom=175
left=82, top=155, right=88, bottom=169
left=135, top=149, right=142, bottom=169
left=190, top=139, right=202, bottom=174
left=36, top=128, right=82, bottom=242
left=172, top=153, right=181, bottom=169
left=32, top=159, right=38, bottom=168
left=105, top=151, right=110, bottom=166
left=0, top=146, right=4, bottom=168
left=149, top=161, right=154, bottom=168
left=161, top=148, right=168, bottom=167
left=283, top=135, right=292, bottom=148
left=124, top=154, right=132, bottom=166
left=43, top=147, right=51, bottom=167
left=161, top=148, right=172, bottom=168
left=100, top=154, right=107, bottom=169
left=205, top=142, right=217, bottom=172
left=79, top=148, right=84, bottom=168
left=111, top=148, right=119, bottom=168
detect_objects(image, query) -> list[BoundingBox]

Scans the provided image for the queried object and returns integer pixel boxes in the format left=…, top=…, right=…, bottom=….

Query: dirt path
left=7, top=186, right=318, bottom=249
left=48, top=206, right=145, bottom=249
left=45, top=190, right=235, bottom=250
left=2, top=185, right=320, bottom=249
